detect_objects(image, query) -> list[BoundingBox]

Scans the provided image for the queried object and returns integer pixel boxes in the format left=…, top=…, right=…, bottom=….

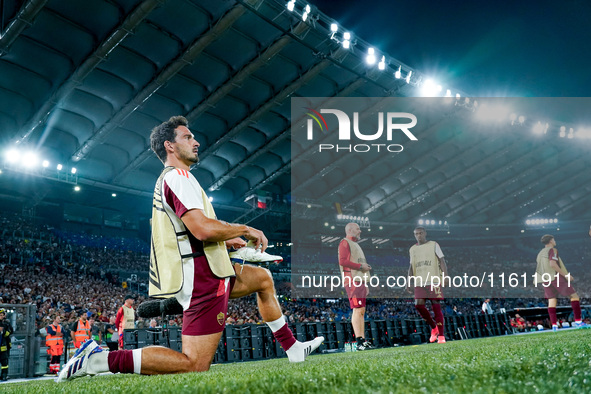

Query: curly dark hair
left=150, top=116, right=188, bottom=164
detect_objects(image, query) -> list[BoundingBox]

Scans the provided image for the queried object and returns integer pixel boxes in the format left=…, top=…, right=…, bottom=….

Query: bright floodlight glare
left=445, top=89, right=452, bottom=97
left=343, top=32, right=351, bottom=40
left=330, top=225, right=335, bottom=229
left=365, top=47, right=376, bottom=65
left=379, top=226, right=383, bottom=230
left=510, top=113, right=517, bottom=122
left=71, top=167, right=77, bottom=174
left=418, top=219, right=424, bottom=225
left=208, top=196, right=213, bottom=202
left=324, top=222, right=329, bottom=227
left=330, top=23, right=338, bottom=32
left=42, top=160, right=49, bottom=168
left=420, top=78, right=439, bottom=96
left=526, top=220, right=531, bottom=225
left=559, top=129, right=566, bottom=138
left=395, top=66, right=401, bottom=79
left=287, top=0, right=295, bottom=11
left=22, top=151, right=38, bottom=168
left=455, top=93, right=461, bottom=99
left=74, top=186, right=80, bottom=191
left=112, top=193, right=117, bottom=197
left=518, top=115, right=525, bottom=124
left=532, top=121, right=544, bottom=134
left=305, top=4, right=310, bottom=13
left=302, top=12, right=308, bottom=21
left=57, top=164, right=63, bottom=171
left=6, top=149, right=20, bottom=163
left=378, top=56, right=386, bottom=70
left=342, top=40, right=350, bottom=49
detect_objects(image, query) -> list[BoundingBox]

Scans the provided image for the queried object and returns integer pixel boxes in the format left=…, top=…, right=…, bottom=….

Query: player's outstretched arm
left=181, top=209, right=268, bottom=251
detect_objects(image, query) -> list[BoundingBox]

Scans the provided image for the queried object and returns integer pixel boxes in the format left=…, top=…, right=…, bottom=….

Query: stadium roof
left=0, top=0, right=590, bottom=240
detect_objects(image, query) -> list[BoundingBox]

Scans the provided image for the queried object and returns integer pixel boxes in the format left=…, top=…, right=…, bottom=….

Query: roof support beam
left=0, top=0, right=48, bottom=56
left=12, top=0, right=166, bottom=145
left=234, top=77, right=367, bottom=199
left=70, top=1, right=250, bottom=162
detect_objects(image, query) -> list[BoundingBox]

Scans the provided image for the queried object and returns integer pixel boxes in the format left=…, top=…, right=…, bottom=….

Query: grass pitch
left=4, top=329, right=590, bottom=393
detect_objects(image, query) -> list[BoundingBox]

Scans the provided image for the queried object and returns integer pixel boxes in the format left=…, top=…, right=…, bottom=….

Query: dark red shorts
left=182, top=256, right=237, bottom=336
left=414, top=285, right=444, bottom=301
left=346, top=285, right=367, bottom=309
left=543, top=278, right=577, bottom=299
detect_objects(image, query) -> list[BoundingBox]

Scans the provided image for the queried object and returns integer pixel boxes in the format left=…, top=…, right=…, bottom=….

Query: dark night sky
left=310, top=0, right=591, bottom=97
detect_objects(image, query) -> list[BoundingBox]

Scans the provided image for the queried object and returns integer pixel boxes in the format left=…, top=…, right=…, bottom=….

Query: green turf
left=4, top=330, right=591, bottom=393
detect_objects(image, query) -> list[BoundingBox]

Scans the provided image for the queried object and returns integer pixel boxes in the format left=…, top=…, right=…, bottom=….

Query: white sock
left=266, top=316, right=286, bottom=333
left=132, top=349, right=142, bottom=374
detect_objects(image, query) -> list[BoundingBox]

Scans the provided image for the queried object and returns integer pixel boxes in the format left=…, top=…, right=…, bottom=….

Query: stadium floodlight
left=521, top=229, right=525, bottom=233
left=208, top=196, right=213, bottom=202
left=330, top=225, right=335, bottom=229
left=6, top=148, right=20, bottom=163
left=405, top=70, right=412, bottom=84
left=553, top=218, right=558, bottom=223
left=342, top=40, right=350, bottom=49
left=395, top=66, right=401, bottom=79
left=567, top=128, right=574, bottom=139
left=343, top=32, right=351, bottom=40
left=305, top=4, right=310, bottom=13
left=445, top=89, right=452, bottom=97
left=71, top=167, right=77, bottom=174
left=418, top=219, right=424, bottom=225
left=486, top=227, right=489, bottom=231
left=42, top=160, right=49, bottom=168
left=302, top=12, right=308, bottom=21
left=532, top=121, right=544, bottom=134
left=366, top=47, right=376, bottom=65
left=337, top=214, right=342, bottom=220
left=74, top=186, right=80, bottom=192
left=379, top=226, right=383, bottom=230
left=287, top=0, right=295, bottom=11
left=378, top=56, right=386, bottom=70
left=330, top=23, right=338, bottom=32
left=421, top=79, right=439, bottom=96
left=455, top=93, right=461, bottom=99
left=526, top=219, right=531, bottom=225
left=439, top=220, right=442, bottom=225
left=22, top=151, right=39, bottom=168
left=559, top=128, right=566, bottom=138
left=57, top=164, right=63, bottom=171
left=324, top=222, right=329, bottom=227
left=112, top=193, right=117, bottom=197
left=518, top=115, right=525, bottom=124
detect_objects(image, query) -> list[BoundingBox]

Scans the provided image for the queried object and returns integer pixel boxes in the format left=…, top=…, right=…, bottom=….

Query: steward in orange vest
left=46, top=315, right=64, bottom=374
left=70, top=314, right=91, bottom=349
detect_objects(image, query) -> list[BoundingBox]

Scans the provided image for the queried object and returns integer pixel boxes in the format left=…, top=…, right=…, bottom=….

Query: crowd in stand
left=1, top=213, right=590, bottom=347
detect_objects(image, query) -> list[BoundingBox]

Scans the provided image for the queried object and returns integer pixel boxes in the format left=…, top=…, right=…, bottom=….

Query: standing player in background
left=338, top=222, right=374, bottom=350
left=406, top=227, right=448, bottom=344
left=115, top=296, right=136, bottom=349
left=535, top=234, right=585, bottom=331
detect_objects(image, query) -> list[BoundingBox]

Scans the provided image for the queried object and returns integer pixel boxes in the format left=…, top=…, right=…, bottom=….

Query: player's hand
left=225, top=237, right=247, bottom=250
left=244, top=226, right=268, bottom=252
left=360, top=263, right=371, bottom=272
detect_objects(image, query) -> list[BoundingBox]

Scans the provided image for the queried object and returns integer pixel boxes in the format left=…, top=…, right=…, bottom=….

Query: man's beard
left=180, top=150, right=199, bottom=164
